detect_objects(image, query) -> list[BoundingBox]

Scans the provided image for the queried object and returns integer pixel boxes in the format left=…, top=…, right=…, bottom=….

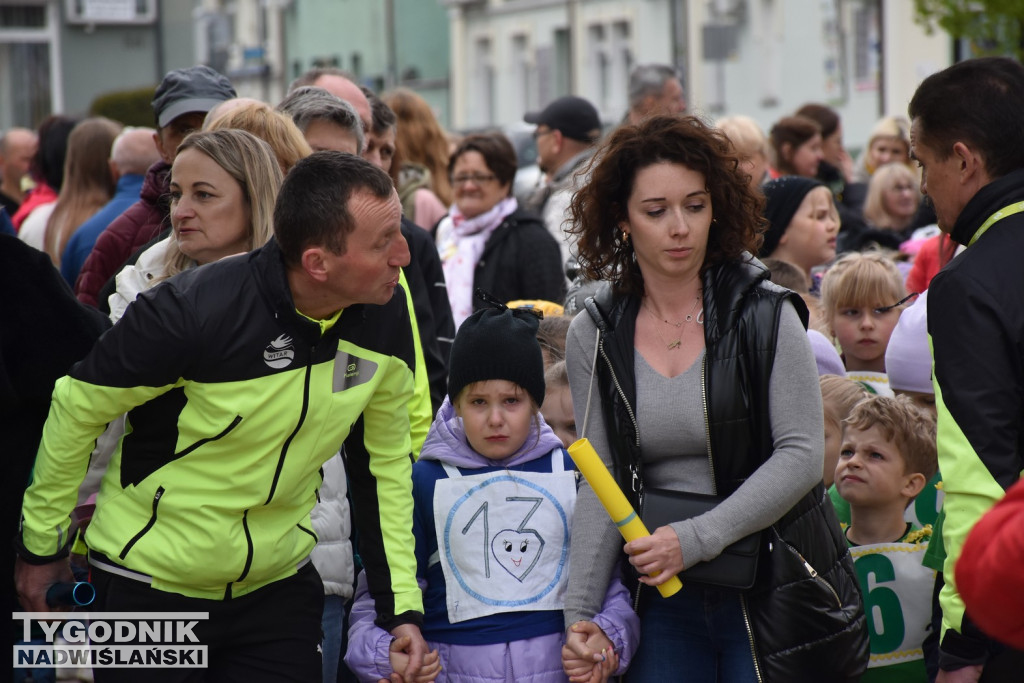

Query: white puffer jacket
left=309, top=452, right=355, bottom=598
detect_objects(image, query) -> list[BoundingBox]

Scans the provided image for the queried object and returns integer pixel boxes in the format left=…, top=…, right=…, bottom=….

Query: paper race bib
left=433, top=453, right=576, bottom=623
left=850, top=541, right=935, bottom=670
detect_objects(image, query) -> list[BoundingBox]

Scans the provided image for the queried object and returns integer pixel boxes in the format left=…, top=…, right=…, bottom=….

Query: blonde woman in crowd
left=108, top=129, right=283, bottom=322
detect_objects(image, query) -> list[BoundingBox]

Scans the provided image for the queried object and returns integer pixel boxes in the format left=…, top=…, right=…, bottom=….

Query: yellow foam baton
left=568, top=437, right=682, bottom=597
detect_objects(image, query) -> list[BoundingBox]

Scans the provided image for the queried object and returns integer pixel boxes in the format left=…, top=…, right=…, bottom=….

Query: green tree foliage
left=914, top=0, right=1024, bottom=61
left=90, top=86, right=158, bottom=127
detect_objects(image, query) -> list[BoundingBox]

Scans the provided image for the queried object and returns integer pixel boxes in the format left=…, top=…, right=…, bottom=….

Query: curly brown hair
left=568, top=115, right=765, bottom=295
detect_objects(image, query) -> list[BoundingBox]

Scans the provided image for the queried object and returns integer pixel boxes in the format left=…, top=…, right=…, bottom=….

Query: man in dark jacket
left=75, top=65, right=235, bottom=308
left=910, top=57, right=1024, bottom=682
left=362, top=88, right=454, bottom=413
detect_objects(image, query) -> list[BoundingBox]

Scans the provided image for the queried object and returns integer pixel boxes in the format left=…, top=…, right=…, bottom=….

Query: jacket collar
left=950, top=168, right=1024, bottom=247
left=701, top=254, right=771, bottom=345
left=586, top=254, right=771, bottom=342
left=141, top=160, right=171, bottom=204
left=250, top=238, right=332, bottom=345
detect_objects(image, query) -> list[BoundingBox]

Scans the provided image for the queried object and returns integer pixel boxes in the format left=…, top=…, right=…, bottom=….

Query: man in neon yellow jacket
left=15, top=152, right=431, bottom=681
left=910, top=58, right=1024, bottom=681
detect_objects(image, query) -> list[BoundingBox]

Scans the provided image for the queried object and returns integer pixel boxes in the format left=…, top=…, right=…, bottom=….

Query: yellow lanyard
left=968, top=201, right=1024, bottom=247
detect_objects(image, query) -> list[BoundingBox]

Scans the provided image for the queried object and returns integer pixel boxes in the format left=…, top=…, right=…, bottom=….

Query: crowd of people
left=6, top=55, right=1024, bottom=683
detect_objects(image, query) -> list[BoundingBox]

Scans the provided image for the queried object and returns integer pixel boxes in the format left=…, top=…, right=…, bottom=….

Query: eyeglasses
left=874, top=292, right=920, bottom=314
left=532, top=127, right=555, bottom=140
left=451, top=173, right=497, bottom=186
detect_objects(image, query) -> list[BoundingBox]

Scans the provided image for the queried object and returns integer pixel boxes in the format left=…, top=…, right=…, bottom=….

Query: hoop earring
left=622, top=230, right=630, bottom=244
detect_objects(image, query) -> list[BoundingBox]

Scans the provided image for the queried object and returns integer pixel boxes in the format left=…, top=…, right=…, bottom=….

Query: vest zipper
left=265, top=345, right=315, bottom=505
left=597, top=339, right=640, bottom=448
left=700, top=356, right=717, bottom=492
left=703, top=356, right=762, bottom=682
left=741, top=594, right=764, bottom=683
left=783, top=538, right=842, bottom=608
left=598, top=337, right=644, bottom=617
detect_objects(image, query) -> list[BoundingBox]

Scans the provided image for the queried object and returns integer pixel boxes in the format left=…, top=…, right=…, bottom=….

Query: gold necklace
left=643, top=295, right=703, bottom=350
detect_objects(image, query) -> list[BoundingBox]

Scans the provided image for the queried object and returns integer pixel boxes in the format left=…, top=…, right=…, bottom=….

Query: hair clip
left=874, top=292, right=920, bottom=314
left=473, top=288, right=545, bottom=319
left=474, top=288, right=509, bottom=311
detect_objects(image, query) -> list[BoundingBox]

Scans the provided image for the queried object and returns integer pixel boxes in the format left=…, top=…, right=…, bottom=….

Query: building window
left=0, top=2, right=60, bottom=129
left=588, top=24, right=609, bottom=114
left=511, top=34, right=535, bottom=118
left=756, top=0, right=781, bottom=107
left=472, top=37, right=495, bottom=126
left=610, top=21, right=632, bottom=116
left=553, top=28, right=571, bottom=98
left=853, top=2, right=879, bottom=91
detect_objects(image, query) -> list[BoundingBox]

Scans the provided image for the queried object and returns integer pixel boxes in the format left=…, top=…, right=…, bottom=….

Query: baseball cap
left=152, top=65, right=237, bottom=128
left=524, top=96, right=601, bottom=143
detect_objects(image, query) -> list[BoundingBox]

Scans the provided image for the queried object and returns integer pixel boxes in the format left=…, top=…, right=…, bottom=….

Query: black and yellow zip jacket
left=18, top=238, right=423, bottom=628
left=928, top=168, right=1024, bottom=668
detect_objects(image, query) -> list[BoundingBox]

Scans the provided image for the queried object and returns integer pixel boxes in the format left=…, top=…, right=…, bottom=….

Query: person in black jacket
left=909, top=56, right=1024, bottom=683
left=364, top=89, right=454, bottom=414
left=561, top=115, right=867, bottom=682
left=435, top=133, right=565, bottom=328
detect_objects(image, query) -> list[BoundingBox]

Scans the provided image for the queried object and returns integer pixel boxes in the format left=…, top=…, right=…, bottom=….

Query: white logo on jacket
left=263, top=334, right=295, bottom=369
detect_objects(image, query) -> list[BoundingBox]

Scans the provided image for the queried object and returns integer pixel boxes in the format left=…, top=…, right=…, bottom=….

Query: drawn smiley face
left=490, top=529, right=545, bottom=582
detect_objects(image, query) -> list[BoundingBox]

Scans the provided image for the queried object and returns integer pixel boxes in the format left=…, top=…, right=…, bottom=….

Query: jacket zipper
left=119, top=486, right=165, bottom=559
left=700, top=356, right=717, bottom=492
left=175, top=415, right=242, bottom=457
left=703, top=357, right=763, bottom=683
left=236, top=510, right=254, bottom=582
left=224, top=509, right=255, bottom=599
left=597, top=338, right=641, bottom=449
left=784, top=539, right=842, bottom=608
left=265, top=345, right=314, bottom=505
left=741, top=594, right=764, bottom=683
left=596, top=337, right=643, bottom=616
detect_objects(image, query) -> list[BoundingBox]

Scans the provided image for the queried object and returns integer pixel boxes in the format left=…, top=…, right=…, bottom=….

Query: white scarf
left=437, top=196, right=518, bottom=328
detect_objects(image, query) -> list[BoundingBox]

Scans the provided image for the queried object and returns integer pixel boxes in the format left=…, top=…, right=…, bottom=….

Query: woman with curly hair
left=561, top=115, right=867, bottom=682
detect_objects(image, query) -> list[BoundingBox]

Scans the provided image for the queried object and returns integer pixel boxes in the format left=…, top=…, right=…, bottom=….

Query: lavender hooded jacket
left=344, top=398, right=639, bottom=682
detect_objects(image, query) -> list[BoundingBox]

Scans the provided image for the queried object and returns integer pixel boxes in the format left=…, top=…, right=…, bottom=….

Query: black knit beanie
left=760, top=176, right=825, bottom=257
left=448, top=305, right=545, bottom=407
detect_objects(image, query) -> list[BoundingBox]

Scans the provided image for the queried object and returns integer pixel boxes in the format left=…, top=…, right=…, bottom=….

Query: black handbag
left=641, top=487, right=762, bottom=591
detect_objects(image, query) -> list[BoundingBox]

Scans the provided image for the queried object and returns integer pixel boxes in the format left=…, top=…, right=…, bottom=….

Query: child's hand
left=387, top=635, right=442, bottom=683
left=562, top=644, right=618, bottom=683
left=562, top=621, right=618, bottom=683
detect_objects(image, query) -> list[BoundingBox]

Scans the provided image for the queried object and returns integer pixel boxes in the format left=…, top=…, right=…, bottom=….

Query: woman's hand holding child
left=563, top=621, right=618, bottom=683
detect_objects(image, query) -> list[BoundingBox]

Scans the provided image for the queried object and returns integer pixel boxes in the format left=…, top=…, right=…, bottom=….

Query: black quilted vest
left=584, top=257, right=868, bottom=682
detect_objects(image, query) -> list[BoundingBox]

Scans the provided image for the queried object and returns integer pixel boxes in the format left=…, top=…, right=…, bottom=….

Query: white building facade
left=443, top=0, right=950, bottom=150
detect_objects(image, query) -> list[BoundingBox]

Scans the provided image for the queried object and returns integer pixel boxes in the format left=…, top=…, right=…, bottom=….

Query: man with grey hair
left=627, top=63, right=686, bottom=124
left=290, top=67, right=372, bottom=133
left=61, top=127, right=160, bottom=286
left=278, top=86, right=365, bottom=155
left=0, top=127, right=38, bottom=216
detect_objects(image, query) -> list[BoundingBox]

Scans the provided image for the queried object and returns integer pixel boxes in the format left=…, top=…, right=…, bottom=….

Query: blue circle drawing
left=443, top=473, right=569, bottom=607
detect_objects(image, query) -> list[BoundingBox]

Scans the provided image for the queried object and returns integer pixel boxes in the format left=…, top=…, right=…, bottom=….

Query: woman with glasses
left=436, top=132, right=565, bottom=328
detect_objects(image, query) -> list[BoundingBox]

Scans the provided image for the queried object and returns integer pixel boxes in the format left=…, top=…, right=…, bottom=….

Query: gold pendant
left=667, top=340, right=681, bottom=350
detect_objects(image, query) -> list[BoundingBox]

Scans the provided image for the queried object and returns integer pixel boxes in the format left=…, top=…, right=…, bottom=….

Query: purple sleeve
left=343, top=571, right=401, bottom=682
left=588, top=571, right=641, bottom=676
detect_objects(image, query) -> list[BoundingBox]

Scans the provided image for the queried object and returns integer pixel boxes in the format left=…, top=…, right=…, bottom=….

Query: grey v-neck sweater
left=563, top=301, right=824, bottom=626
